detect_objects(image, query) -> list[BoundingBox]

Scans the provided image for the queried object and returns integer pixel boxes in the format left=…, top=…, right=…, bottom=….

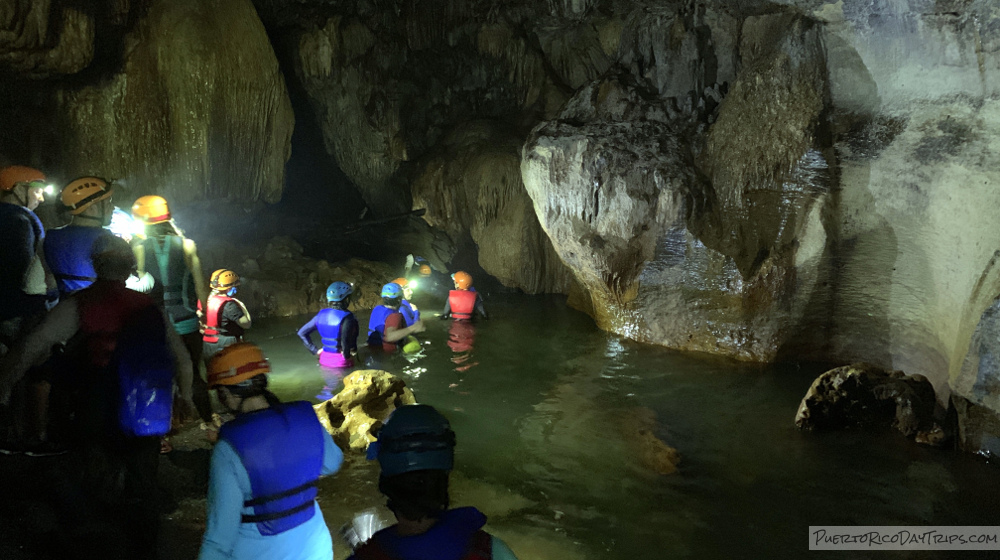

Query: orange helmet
left=418, top=264, right=432, bottom=277
left=452, top=271, right=472, bottom=290
left=210, top=269, right=240, bottom=290
left=392, top=277, right=408, bottom=288
left=207, top=343, right=270, bottom=388
left=132, top=195, right=171, bottom=224
left=0, top=165, right=46, bottom=192
left=61, top=176, right=112, bottom=215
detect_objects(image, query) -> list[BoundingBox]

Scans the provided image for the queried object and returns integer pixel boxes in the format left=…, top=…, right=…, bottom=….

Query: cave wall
left=0, top=0, right=293, bottom=204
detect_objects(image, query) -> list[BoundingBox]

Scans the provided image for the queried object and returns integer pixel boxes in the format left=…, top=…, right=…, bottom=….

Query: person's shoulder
left=182, top=237, right=198, bottom=252
left=489, top=534, right=519, bottom=560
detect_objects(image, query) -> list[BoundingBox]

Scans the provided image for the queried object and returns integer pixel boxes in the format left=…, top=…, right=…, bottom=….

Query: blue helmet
left=381, top=282, right=403, bottom=298
left=367, top=404, right=455, bottom=476
left=326, top=281, right=353, bottom=302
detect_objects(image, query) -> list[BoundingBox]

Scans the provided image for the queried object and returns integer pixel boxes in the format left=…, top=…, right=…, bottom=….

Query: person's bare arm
left=133, top=243, right=146, bottom=275
left=183, top=238, right=209, bottom=312
left=0, top=299, right=79, bottom=404
left=383, top=319, right=425, bottom=342
left=233, top=299, right=252, bottom=328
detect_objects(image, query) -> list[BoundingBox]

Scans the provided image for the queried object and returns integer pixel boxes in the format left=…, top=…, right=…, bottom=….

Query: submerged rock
left=313, top=369, right=416, bottom=452
left=795, top=363, right=943, bottom=444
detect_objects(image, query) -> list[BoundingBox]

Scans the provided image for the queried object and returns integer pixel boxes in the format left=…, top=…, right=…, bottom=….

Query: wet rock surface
left=1, top=0, right=292, bottom=205
left=795, top=363, right=943, bottom=444
left=313, top=369, right=416, bottom=452
left=199, top=236, right=397, bottom=319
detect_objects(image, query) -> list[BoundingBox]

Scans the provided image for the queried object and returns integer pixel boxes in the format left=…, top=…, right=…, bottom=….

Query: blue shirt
left=199, top=423, right=344, bottom=560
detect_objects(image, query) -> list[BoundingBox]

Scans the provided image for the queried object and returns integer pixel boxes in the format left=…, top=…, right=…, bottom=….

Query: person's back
left=0, top=201, right=45, bottom=324
left=202, top=269, right=251, bottom=360
left=45, top=176, right=117, bottom=298
left=350, top=404, right=518, bottom=560
left=45, top=225, right=113, bottom=297
left=200, top=343, right=343, bottom=560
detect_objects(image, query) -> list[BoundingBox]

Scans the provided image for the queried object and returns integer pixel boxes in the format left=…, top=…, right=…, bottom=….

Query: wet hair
left=378, top=469, right=450, bottom=521
left=382, top=295, right=402, bottom=307
left=91, top=235, right=136, bottom=281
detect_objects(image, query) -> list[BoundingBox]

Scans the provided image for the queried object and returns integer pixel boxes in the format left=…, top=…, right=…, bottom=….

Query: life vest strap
left=241, top=500, right=315, bottom=524
left=243, top=479, right=318, bottom=507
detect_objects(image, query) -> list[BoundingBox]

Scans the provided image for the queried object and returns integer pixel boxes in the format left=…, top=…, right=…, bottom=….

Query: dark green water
left=248, top=294, right=1000, bottom=560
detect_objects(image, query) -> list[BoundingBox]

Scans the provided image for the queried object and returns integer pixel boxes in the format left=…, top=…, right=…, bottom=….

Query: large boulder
left=795, top=363, right=943, bottom=444
left=313, top=370, right=416, bottom=452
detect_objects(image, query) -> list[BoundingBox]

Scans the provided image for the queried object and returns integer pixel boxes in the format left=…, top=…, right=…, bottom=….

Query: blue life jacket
left=44, top=225, right=109, bottom=296
left=0, top=203, right=45, bottom=320
left=113, top=304, right=174, bottom=437
left=400, top=300, right=420, bottom=326
left=317, top=308, right=351, bottom=352
left=220, top=401, right=326, bottom=536
left=367, top=305, right=393, bottom=346
left=142, top=235, right=199, bottom=334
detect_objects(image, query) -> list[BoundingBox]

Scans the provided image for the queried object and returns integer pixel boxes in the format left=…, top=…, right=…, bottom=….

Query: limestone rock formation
left=1, top=0, right=292, bottom=205
left=313, top=369, right=416, bottom=452
left=795, top=363, right=942, bottom=444
left=523, top=10, right=830, bottom=360
left=198, top=236, right=396, bottom=319
left=412, top=121, right=573, bottom=293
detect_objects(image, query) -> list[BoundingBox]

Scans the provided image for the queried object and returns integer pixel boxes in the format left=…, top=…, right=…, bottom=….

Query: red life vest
left=352, top=529, right=492, bottom=560
left=448, top=290, right=476, bottom=320
left=77, top=281, right=156, bottom=368
left=201, top=294, right=235, bottom=343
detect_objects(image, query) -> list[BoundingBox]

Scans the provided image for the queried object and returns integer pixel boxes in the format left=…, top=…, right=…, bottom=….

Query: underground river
left=239, top=294, right=1000, bottom=559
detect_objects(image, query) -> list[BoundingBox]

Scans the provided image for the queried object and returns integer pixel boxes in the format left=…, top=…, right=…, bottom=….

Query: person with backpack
left=349, top=404, right=519, bottom=560
left=200, top=343, right=343, bottom=560
left=0, top=235, right=193, bottom=558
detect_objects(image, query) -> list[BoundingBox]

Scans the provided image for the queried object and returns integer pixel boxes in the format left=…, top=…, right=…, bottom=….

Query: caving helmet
left=131, top=195, right=171, bottom=224
left=207, top=343, right=270, bottom=388
left=367, top=404, right=456, bottom=476
left=392, top=278, right=408, bottom=288
left=418, top=264, right=431, bottom=277
left=326, top=281, right=353, bottom=302
left=0, top=166, right=46, bottom=192
left=210, top=269, right=240, bottom=290
left=451, top=271, right=472, bottom=290
left=61, top=176, right=113, bottom=215
left=381, top=282, right=403, bottom=298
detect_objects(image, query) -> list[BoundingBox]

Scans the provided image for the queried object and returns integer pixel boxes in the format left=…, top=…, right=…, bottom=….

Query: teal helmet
left=367, top=404, right=455, bottom=476
left=381, top=282, right=403, bottom=298
left=326, top=281, right=353, bottom=302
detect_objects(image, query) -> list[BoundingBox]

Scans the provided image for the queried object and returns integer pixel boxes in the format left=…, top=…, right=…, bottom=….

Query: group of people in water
left=0, top=166, right=514, bottom=560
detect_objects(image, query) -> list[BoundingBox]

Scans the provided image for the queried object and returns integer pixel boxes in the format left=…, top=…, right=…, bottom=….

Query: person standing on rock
left=440, top=271, right=487, bottom=321
left=200, top=343, right=343, bottom=560
left=132, top=194, right=214, bottom=425
left=298, top=281, right=359, bottom=368
left=349, top=404, right=519, bottom=560
left=200, top=269, right=252, bottom=361
left=367, top=282, right=425, bottom=355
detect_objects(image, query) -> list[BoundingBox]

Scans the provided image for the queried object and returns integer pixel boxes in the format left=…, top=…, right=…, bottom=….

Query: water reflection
left=315, top=365, right=348, bottom=401
left=448, top=320, right=479, bottom=373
